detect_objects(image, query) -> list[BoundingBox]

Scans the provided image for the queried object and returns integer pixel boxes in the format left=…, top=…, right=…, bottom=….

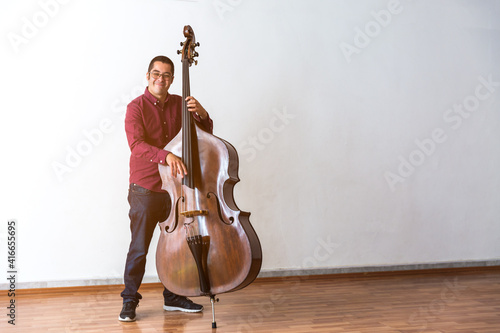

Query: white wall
left=0, top=0, right=499, bottom=288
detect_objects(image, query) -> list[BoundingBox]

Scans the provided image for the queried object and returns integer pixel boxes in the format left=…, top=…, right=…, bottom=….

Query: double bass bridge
left=180, top=209, right=208, bottom=217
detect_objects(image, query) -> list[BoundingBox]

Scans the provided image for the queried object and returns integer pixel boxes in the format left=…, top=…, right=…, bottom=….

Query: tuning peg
left=180, top=42, right=184, bottom=46
left=192, top=42, right=200, bottom=47
left=177, top=50, right=182, bottom=55
left=194, top=60, right=198, bottom=65
left=193, top=52, right=199, bottom=57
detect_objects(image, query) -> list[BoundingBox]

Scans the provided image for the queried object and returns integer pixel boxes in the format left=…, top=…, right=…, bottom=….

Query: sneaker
left=163, top=295, right=203, bottom=313
left=119, top=300, right=139, bottom=322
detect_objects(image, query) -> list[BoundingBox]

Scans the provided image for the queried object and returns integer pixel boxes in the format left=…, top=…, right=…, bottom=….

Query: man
left=120, top=55, right=213, bottom=322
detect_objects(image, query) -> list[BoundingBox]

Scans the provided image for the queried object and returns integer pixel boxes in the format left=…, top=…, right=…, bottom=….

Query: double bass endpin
left=210, top=296, right=219, bottom=329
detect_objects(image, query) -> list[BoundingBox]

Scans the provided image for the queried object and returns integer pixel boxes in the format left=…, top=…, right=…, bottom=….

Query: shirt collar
left=144, top=87, right=170, bottom=106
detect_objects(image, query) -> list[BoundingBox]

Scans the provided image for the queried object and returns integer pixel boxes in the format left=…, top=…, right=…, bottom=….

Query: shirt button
left=164, top=122, right=166, bottom=124
left=165, top=135, right=168, bottom=138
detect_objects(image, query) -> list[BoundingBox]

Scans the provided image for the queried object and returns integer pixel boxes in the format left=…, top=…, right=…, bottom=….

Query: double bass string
left=181, top=56, right=201, bottom=239
left=181, top=57, right=189, bottom=237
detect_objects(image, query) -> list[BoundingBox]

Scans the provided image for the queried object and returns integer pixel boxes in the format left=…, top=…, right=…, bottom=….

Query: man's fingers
left=186, top=96, right=199, bottom=112
left=170, top=163, right=176, bottom=177
left=180, top=162, right=187, bottom=176
left=166, top=153, right=187, bottom=178
left=178, top=162, right=185, bottom=178
left=170, top=161, right=186, bottom=178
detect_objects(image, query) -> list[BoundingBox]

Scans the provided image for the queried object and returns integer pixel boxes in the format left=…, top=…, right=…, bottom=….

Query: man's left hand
left=186, top=96, right=208, bottom=119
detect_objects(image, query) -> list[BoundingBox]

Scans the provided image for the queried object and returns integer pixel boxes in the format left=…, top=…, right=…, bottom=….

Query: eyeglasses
left=149, top=71, right=172, bottom=80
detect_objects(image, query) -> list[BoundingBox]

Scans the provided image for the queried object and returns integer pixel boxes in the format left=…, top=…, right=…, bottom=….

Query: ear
left=146, top=72, right=150, bottom=80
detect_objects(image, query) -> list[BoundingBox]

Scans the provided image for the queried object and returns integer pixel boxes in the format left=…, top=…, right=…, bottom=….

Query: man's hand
left=166, top=153, right=187, bottom=178
left=186, top=96, right=208, bottom=119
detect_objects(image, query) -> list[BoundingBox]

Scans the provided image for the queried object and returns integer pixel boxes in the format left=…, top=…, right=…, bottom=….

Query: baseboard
left=2, top=259, right=499, bottom=291
left=257, top=259, right=500, bottom=278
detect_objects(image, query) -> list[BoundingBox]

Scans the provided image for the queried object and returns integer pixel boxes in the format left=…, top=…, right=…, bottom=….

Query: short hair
left=148, top=55, right=174, bottom=75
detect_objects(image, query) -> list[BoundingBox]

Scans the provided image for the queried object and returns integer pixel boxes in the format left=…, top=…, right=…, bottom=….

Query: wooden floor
left=2, top=267, right=499, bottom=332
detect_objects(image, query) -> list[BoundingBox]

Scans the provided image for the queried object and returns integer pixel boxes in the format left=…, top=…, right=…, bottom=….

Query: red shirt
left=125, top=87, right=213, bottom=192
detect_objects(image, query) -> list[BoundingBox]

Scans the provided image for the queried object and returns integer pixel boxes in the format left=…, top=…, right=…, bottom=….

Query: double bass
left=156, top=25, right=262, bottom=328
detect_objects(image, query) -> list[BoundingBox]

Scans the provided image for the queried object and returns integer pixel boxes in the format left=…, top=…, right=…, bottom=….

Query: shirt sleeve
left=193, top=112, right=214, bottom=134
left=125, top=102, right=170, bottom=165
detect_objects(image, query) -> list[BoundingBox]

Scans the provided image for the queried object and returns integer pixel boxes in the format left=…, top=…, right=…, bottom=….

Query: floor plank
left=1, top=267, right=499, bottom=332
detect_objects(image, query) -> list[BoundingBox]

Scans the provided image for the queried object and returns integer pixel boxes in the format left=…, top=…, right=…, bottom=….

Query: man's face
left=147, top=61, right=174, bottom=99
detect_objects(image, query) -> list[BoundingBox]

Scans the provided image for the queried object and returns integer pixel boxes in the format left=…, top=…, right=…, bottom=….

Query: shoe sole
left=118, top=315, right=136, bottom=322
left=163, top=305, right=203, bottom=313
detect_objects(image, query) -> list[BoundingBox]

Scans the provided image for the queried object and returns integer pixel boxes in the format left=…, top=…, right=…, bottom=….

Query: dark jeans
left=120, top=183, right=177, bottom=303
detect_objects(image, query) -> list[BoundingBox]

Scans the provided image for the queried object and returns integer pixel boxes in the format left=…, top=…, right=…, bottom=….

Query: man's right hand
left=166, top=153, right=187, bottom=178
